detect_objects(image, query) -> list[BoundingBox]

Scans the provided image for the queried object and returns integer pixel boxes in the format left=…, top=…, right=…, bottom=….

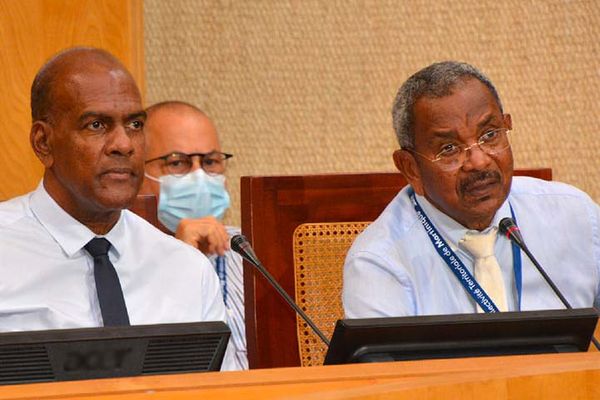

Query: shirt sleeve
left=199, top=258, right=227, bottom=322
left=195, top=258, right=238, bottom=371
left=591, top=202, right=600, bottom=308
left=343, top=250, right=415, bottom=318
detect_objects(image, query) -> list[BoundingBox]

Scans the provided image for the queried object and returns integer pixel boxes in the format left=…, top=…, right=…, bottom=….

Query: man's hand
left=175, top=217, right=230, bottom=256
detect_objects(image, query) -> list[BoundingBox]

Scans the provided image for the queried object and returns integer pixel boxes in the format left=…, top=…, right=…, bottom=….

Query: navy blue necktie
left=84, top=238, right=130, bottom=326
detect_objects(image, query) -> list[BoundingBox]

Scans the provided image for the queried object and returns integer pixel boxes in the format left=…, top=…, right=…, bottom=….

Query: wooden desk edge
left=2, top=352, right=599, bottom=399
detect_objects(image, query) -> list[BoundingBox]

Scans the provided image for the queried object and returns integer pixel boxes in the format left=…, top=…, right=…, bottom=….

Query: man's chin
left=95, top=189, right=139, bottom=211
left=460, top=197, right=504, bottom=229
left=96, top=177, right=142, bottom=209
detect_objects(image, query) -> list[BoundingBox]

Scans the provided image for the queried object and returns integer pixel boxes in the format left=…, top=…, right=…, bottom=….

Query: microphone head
left=498, top=217, right=525, bottom=247
left=230, top=234, right=260, bottom=266
left=498, top=217, right=517, bottom=237
left=230, top=234, right=248, bottom=254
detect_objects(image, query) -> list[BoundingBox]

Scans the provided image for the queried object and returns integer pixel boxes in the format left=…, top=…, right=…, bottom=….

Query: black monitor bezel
left=0, top=321, right=230, bottom=385
left=324, top=308, right=598, bottom=365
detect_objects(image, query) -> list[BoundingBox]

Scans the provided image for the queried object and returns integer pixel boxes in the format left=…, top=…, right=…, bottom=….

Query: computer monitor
left=324, top=308, right=598, bottom=365
left=0, top=321, right=230, bottom=385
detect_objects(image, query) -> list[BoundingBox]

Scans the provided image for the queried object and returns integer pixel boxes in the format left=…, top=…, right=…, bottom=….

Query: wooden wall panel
left=0, top=0, right=144, bottom=200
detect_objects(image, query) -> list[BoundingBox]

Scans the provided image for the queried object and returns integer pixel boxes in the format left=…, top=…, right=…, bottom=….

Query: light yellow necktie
left=459, top=228, right=508, bottom=312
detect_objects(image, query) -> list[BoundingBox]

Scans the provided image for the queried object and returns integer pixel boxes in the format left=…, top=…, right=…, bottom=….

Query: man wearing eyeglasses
left=343, top=61, right=600, bottom=318
left=140, top=101, right=247, bottom=370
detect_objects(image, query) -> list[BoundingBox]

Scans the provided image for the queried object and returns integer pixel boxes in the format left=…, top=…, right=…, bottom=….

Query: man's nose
left=462, top=142, right=491, bottom=170
left=107, top=126, right=135, bottom=156
left=190, top=157, right=203, bottom=172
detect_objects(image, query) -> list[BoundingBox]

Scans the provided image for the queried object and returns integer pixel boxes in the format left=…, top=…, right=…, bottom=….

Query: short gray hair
left=392, top=61, right=503, bottom=149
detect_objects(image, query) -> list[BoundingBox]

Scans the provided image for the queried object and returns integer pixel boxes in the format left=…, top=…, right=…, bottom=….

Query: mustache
left=459, top=170, right=501, bottom=192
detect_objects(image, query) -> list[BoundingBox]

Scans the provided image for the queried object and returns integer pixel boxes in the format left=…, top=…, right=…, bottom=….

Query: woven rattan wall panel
left=293, top=222, right=370, bottom=366
left=145, top=0, right=600, bottom=226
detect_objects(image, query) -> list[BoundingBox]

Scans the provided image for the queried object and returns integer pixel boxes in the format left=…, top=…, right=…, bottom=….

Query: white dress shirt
left=0, top=182, right=235, bottom=370
left=343, top=177, right=600, bottom=318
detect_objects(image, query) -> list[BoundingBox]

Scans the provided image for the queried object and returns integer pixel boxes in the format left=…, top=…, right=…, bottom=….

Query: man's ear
left=504, top=113, right=512, bottom=130
left=393, top=149, right=425, bottom=195
left=30, top=121, right=54, bottom=168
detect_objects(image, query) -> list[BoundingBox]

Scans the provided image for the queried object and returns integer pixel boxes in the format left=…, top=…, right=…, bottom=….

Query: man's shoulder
left=0, top=192, right=34, bottom=228
left=348, top=186, right=419, bottom=255
left=511, top=176, right=595, bottom=203
left=122, top=210, right=209, bottom=262
left=509, top=177, right=598, bottom=231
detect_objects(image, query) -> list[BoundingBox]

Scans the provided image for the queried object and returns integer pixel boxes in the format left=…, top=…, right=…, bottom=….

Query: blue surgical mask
left=145, top=169, right=231, bottom=232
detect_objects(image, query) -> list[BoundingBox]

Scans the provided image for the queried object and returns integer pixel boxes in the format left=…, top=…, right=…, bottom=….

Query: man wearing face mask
left=140, top=101, right=247, bottom=370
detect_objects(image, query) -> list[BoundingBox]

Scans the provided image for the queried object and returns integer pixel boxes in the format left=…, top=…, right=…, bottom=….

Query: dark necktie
left=84, top=238, right=130, bottom=326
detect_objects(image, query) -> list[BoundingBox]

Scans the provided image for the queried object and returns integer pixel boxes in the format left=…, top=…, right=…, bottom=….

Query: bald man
left=140, top=101, right=247, bottom=370
left=0, top=48, right=234, bottom=370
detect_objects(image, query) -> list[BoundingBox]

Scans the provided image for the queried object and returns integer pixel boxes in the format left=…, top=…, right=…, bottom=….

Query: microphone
left=498, top=218, right=526, bottom=249
left=231, top=234, right=331, bottom=347
left=498, top=217, right=600, bottom=350
left=498, top=217, right=572, bottom=308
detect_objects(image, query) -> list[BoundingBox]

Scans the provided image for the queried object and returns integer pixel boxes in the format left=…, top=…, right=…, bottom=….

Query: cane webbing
left=293, top=222, right=370, bottom=367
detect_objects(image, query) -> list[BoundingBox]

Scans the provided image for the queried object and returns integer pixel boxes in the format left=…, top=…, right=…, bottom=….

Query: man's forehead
left=70, top=66, right=140, bottom=94
left=55, top=67, right=142, bottom=112
left=412, top=80, right=501, bottom=135
left=146, top=109, right=220, bottom=154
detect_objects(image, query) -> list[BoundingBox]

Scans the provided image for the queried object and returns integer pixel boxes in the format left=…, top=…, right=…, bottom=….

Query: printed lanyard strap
left=216, top=256, right=228, bottom=306
left=509, top=205, right=522, bottom=309
left=409, top=189, right=522, bottom=312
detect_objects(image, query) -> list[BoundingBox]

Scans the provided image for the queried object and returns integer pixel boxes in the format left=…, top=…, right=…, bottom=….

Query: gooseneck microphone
left=231, top=234, right=331, bottom=347
left=499, top=217, right=600, bottom=350
left=498, top=218, right=572, bottom=309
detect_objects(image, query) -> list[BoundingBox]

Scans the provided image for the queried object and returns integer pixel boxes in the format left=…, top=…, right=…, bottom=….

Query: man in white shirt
left=343, top=61, right=600, bottom=318
left=0, top=47, right=234, bottom=369
left=140, top=101, right=248, bottom=370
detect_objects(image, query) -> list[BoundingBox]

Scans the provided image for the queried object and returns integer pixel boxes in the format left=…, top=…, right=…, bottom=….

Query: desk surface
left=1, top=352, right=599, bottom=400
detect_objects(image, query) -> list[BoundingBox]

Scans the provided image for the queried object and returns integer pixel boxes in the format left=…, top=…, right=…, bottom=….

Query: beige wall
left=0, top=0, right=144, bottom=200
left=145, top=0, right=600, bottom=226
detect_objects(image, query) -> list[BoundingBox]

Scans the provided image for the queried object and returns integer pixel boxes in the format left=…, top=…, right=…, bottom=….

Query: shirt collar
left=30, top=182, right=125, bottom=259
left=414, top=191, right=512, bottom=249
left=103, top=212, right=126, bottom=260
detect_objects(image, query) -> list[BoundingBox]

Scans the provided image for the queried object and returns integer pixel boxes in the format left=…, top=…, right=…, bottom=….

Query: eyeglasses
left=407, top=128, right=511, bottom=171
left=145, top=151, right=233, bottom=176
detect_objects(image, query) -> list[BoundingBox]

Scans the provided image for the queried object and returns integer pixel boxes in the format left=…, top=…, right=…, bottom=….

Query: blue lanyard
left=409, top=189, right=522, bottom=312
left=216, top=256, right=228, bottom=307
left=509, top=205, right=522, bottom=310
